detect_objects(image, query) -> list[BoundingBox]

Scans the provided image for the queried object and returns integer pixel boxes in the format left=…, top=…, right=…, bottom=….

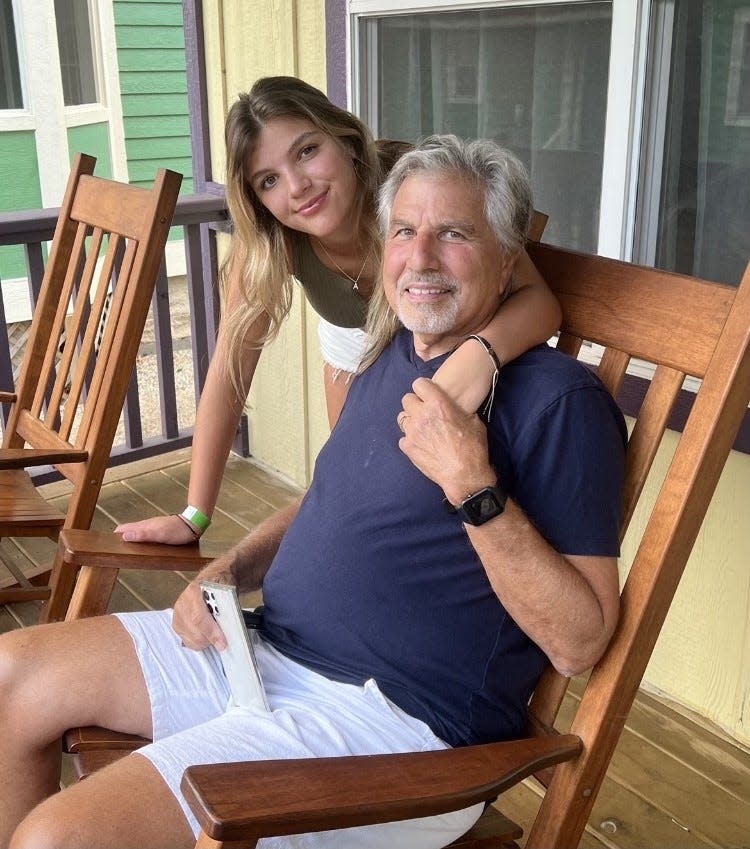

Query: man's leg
left=0, top=616, right=153, bottom=846
left=9, top=751, right=193, bottom=849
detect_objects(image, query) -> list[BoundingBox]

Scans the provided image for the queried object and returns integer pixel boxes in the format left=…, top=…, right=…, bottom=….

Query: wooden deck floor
left=1, top=448, right=749, bottom=848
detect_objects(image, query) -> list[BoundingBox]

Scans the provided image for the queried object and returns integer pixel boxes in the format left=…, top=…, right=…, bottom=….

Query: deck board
left=1, top=448, right=748, bottom=848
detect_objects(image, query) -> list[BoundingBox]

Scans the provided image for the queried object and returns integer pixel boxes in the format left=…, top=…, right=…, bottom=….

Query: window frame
left=349, top=0, right=647, bottom=263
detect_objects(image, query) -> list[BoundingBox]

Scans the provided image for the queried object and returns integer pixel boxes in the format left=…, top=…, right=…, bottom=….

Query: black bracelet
left=462, top=335, right=502, bottom=421
left=464, top=334, right=502, bottom=372
left=174, top=513, right=201, bottom=540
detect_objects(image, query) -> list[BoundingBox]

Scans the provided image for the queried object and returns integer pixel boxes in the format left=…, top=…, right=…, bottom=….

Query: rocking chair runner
left=0, top=154, right=182, bottom=619
left=58, top=243, right=750, bottom=848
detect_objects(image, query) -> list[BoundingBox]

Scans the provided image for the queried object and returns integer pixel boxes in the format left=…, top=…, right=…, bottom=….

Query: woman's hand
left=114, top=514, right=197, bottom=545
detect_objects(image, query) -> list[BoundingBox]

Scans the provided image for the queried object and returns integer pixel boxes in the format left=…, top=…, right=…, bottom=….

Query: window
left=636, top=0, right=750, bottom=286
left=54, top=0, right=97, bottom=106
left=0, top=0, right=23, bottom=109
left=356, top=3, right=612, bottom=253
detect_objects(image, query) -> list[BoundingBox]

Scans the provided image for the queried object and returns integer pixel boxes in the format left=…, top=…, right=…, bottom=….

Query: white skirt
left=317, top=317, right=369, bottom=375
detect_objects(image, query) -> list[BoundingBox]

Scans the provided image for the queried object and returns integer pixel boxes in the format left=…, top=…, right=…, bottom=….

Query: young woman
left=116, top=76, right=561, bottom=545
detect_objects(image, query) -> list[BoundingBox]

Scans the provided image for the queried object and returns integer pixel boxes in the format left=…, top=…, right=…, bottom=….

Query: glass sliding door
left=636, top=0, right=750, bottom=285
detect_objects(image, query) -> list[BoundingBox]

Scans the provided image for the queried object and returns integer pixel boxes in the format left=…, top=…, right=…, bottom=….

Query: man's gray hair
left=377, top=134, right=533, bottom=254
left=360, top=134, right=533, bottom=372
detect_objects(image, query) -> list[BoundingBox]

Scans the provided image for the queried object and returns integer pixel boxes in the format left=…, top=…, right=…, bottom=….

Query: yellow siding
left=204, top=0, right=329, bottom=486
left=621, top=436, right=750, bottom=746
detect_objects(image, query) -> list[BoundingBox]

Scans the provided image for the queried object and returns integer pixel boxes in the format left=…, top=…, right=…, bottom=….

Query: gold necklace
left=315, top=238, right=370, bottom=291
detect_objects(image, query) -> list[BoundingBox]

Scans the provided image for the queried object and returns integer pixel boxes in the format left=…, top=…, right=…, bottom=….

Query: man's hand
left=172, top=564, right=234, bottom=651
left=398, top=377, right=496, bottom=504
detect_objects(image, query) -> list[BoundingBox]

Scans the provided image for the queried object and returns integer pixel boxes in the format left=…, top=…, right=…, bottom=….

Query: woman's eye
left=259, top=175, right=277, bottom=191
left=299, top=144, right=317, bottom=159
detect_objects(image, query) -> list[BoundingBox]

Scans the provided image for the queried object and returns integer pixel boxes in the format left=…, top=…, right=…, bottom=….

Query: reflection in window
left=641, top=0, right=750, bottom=286
left=0, top=0, right=23, bottom=109
left=55, top=0, right=97, bottom=106
left=358, top=4, right=612, bottom=253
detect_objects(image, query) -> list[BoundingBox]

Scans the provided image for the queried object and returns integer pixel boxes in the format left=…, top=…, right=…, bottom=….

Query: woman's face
left=246, top=116, right=360, bottom=242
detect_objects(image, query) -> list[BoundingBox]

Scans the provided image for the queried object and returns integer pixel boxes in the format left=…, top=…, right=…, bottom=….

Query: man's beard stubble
left=395, top=270, right=461, bottom=335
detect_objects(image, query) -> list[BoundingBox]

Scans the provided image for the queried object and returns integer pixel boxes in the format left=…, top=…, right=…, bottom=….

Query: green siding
left=116, top=49, right=188, bottom=72
left=67, top=123, right=113, bottom=178
left=0, top=132, right=42, bottom=281
left=123, top=115, right=190, bottom=138
left=116, top=26, right=186, bottom=49
left=123, top=71, right=187, bottom=95
left=114, top=0, right=192, bottom=192
left=122, top=93, right=190, bottom=116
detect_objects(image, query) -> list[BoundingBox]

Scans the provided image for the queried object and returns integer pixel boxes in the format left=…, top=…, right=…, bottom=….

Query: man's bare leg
left=0, top=616, right=154, bottom=847
left=10, top=751, right=193, bottom=849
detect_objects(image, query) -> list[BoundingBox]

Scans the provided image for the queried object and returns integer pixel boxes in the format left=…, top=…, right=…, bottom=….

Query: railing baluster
left=0, top=191, right=243, bottom=483
left=152, top=257, right=179, bottom=439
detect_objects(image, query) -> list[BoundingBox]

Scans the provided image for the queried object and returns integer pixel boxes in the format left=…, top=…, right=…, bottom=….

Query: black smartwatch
left=444, top=483, right=507, bottom=526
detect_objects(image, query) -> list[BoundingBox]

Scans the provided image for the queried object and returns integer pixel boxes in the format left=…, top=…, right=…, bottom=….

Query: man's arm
left=172, top=499, right=302, bottom=651
left=398, top=378, right=620, bottom=677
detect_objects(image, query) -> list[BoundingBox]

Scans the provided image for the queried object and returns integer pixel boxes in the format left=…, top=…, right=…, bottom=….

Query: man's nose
left=408, top=231, right=439, bottom=271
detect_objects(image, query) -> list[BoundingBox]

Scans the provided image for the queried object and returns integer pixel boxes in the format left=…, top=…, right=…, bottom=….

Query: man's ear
left=497, top=249, right=519, bottom=299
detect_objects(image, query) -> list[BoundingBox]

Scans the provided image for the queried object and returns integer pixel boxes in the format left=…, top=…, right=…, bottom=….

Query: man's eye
left=444, top=230, right=465, bottom=240
left=393, top=227, right=414, bottom=238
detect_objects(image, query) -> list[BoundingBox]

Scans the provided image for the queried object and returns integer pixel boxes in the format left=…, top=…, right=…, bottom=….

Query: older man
left=1, top=136, right=626, bottom=849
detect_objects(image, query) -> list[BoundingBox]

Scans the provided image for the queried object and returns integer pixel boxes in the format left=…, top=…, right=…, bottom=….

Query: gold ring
left=397, top=413, right=410, bottom=434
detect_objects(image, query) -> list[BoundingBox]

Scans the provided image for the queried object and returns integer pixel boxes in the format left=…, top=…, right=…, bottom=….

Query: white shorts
left=317, top=317, right=368, bottom=376
left=114, top=610, right=483, bottom=847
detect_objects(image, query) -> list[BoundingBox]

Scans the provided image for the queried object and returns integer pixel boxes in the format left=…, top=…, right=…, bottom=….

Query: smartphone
left=200, top=580, right=269, bottom=711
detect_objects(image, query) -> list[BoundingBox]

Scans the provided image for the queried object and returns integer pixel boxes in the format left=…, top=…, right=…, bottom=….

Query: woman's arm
left=431, top=250, right=561, bottom=413
left=115, top=303, right=270, bottom=544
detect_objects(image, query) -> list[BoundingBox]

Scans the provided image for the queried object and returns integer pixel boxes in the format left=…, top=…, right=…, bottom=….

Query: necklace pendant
left=352, top=282, right=359, bottom=290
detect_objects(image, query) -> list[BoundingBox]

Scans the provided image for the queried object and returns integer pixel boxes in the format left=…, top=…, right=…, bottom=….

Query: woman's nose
left=288, top=168, right=312, bottom=197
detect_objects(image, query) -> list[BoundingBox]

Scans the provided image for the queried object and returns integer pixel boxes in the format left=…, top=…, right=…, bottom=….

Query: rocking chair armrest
left=63, top=725, right=150, bottom=753
left=180, top=734, right=581, bottom=843
left=57, top=528, right=224, bottom=571
left=0, top=391, right=16, bottom=404
left=0, top=447, right=88, bottom=469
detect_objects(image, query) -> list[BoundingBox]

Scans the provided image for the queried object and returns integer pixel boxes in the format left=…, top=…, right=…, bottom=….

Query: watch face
left=463, top=486, right=505, bottom=525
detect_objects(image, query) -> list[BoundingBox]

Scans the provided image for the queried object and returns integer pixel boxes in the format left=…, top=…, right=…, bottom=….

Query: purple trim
left=325, top=0, right=348, bottom=106
left=617, top=374, right=749, bottom=455
left=182, top=0, right=212, bottom=186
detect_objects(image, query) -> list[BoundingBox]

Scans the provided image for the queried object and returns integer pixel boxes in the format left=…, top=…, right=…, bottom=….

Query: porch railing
left=0, top=189, right=249, bottom=484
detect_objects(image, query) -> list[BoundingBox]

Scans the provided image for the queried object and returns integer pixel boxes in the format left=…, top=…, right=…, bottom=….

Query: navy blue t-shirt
left=261, top=332, right=626, bottom=747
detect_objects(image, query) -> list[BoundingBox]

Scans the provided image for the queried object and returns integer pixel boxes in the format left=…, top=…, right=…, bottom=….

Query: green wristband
left=181, top=505, right=211, bottom=535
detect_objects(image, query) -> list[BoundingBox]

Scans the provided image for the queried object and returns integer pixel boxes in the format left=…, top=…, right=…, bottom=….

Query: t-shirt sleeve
left=509, top=386, right=626, bottom=556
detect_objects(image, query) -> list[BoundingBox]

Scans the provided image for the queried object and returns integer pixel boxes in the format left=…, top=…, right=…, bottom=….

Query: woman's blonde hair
left=220, top=76, right=387, bottom=396
left=360, top=134, right=532, bottom=371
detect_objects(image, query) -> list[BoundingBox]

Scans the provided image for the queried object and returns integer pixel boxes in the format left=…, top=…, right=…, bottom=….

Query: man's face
left=382, top=173, right=515, bottom=357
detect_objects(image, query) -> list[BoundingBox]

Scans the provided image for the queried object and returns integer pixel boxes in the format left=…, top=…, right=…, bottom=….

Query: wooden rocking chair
left=58, top=244, right=750, bottom=848
left=0, top=153, right=181, bottom=621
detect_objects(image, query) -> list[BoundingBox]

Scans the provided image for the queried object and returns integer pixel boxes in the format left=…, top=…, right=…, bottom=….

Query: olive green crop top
left=290, top=231, right=369, bottom=329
